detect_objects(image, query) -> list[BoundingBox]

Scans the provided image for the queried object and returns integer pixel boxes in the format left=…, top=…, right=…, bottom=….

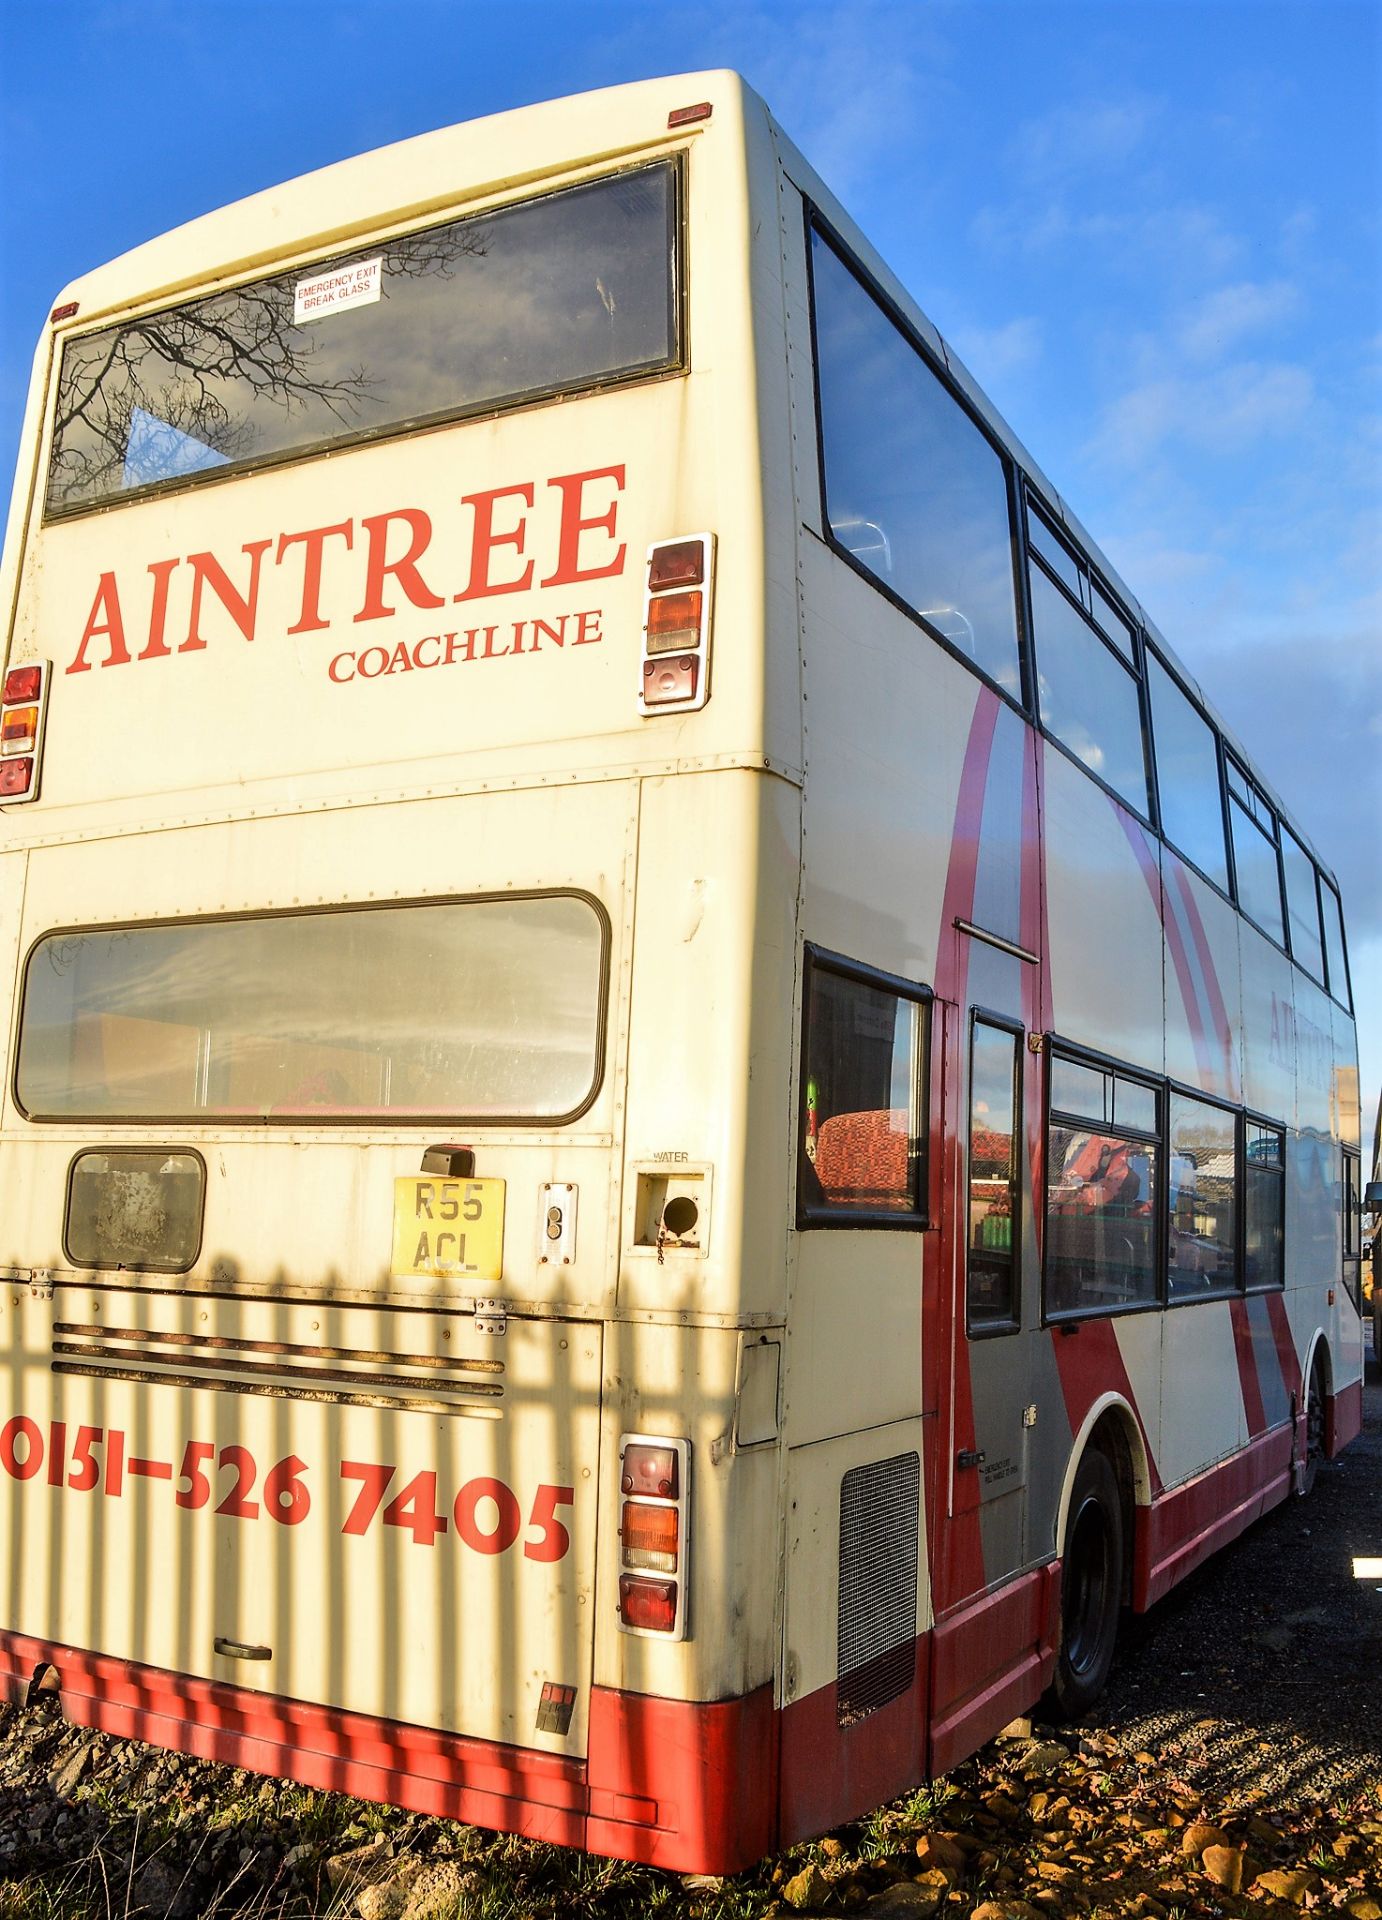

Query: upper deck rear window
left=45, top=163, right=679, bottom=518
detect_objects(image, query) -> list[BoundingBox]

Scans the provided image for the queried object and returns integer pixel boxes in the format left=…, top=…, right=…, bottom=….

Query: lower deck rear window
left=17, top=893, right=606, bottom=1124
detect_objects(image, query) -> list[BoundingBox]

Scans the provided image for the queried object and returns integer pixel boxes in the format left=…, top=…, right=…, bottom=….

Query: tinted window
left=967, top=1021, right=1021, bottom=1330
left=1321, top=880, right=1351, bottom=1010
left=800, top=956, right=927, bottom=1221
left=1229, top=794, right=1285, bottom=943
left=1046, top=1055, right=1160, bottom=1318
left=1030, top=568, right=1150, bottom=813
left=812, top=233, right=1021, bottom=696
left=1281, top=830, right=1324, bottom=982
left=1026, top=504, right=1084, bottom=603
left=1244, top=1121, right=1285, bottom=1291
left=47, top=164, right=679, bottom=515
left=1146, top=655, right=1229, bottom=890
left=1167, top=1093, right=1238, bottom=1300
left=18, top=894, right=606, bottom=1122
left=1089, top=579, right=1135, bottom=662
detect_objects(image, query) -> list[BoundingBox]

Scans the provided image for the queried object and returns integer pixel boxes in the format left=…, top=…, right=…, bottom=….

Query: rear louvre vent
left=837, top=1451, right=920, bottom=1726
left=51, top=1323, right=504, bottom=1418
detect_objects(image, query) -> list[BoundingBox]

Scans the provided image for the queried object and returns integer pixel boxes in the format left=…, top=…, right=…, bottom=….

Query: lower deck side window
left=1244, top=1120, right=1285, bottom=1291
left=1045, top=1055, right=1160, bottom=1318
left=798, top=949, right=928, bottom=1226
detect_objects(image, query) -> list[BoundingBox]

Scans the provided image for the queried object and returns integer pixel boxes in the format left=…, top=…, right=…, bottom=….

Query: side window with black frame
left=1026, top=501, right=1150, bottom=817
left=1281, top=828, right=1325, bottom=983
left=810, top=227, right=1022, bottom=700
left=1244, top=1120, right=1285, bottom=1292
left=1166, top=1091, right=1238, bottom=1300
left=1226, top=760, right=1285, bottom=945
left=967, top=1019, right=1022, bottom=1331
left=1145, top=652, right=1230, bottom=892
left=1343, top=1149, right=1361, bottom=1307
left=1321, top=878, right=1352, bottom=1011
left=1045, top=1053, right=1160, bottom=1319
left=799, top=952, right=928, bottom=1225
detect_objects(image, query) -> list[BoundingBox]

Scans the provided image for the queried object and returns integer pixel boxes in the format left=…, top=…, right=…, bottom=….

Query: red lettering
left=181, top=539, right=273, bottom=652
left=0, top=1415, right=42, bottom=1480
left=138, top=557, right=180, bottom=660
left=480, top=626, right=510, bottom=660
left=328, top=651, right=355, bottom=683
left=278, top=520, right=354, bottom=633
left=68, top=573, right=130, bottom=673
left=357, top=646, right=390, bottom=679
left=454, top=484, right=534, bottom=602
left=413, top=634, right=442, bottom=669
left=529, top=616, right=568, bottom=650
left=573, top=608, right=604, bottom=645
left=443, top=631, right=476, bottom=665
left=541, top=466, right=625, bottom=586
left=454, top=1476, right=522, bottom=1555
left=354, top=510, right=445, bottom=623
left=387, top=641, right=413, bottom=674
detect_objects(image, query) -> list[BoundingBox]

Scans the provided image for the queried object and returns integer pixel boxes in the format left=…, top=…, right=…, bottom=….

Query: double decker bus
left=0, top=72, right=1362, bottom=1873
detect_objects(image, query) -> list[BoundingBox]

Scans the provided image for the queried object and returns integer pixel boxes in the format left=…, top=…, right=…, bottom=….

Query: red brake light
left=0, top=759, right=34, bottom=797
left=621, top=1443, right=679, bottom=1499
left=667, top=103, right=712, bottom=129
left=649, top=541, right=705, bottom=590
left=618, top=1575, right=679, bottom=1632
left=3, top=667, right=41, bottom=704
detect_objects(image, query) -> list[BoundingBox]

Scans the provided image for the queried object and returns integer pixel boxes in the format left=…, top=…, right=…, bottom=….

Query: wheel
left=1052, top=1448, right=1124, bottom=1719
left=1298, top=1356, right=1326, bottom=1497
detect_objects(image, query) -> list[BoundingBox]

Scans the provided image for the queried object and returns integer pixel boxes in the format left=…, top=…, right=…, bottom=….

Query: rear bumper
left=0, top=1629, right=776, bottom=1874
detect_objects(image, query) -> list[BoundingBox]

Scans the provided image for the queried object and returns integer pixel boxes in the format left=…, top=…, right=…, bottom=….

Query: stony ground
left=0, top=1348, right=1377, bottom=1920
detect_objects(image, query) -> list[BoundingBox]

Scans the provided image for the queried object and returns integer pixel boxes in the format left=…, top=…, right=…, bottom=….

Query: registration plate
left=391, top=1176, right=506, bottom=1282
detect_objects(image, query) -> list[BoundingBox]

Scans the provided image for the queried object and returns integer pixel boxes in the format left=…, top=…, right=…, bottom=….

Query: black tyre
left=1052, top=1448, right=1124, bottom=1719
left=1298, top=1355, right=1326, bottom=1498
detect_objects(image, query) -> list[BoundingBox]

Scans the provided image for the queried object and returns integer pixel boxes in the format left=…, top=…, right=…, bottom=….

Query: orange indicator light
left=1, top=707, right=37, bottom=752
left=621, top=1500, right=679, bottom=1572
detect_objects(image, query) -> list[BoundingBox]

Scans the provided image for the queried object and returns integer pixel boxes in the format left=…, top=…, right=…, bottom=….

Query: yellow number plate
left=391, top=1176, right=506, bottom=1282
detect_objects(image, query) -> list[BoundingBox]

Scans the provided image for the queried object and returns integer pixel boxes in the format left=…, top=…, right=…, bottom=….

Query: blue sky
left=1, top=0, right=1378, bottom=1133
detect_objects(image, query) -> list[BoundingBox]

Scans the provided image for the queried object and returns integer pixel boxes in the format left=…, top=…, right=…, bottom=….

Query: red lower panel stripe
left=0, top=1631, right=774, bottom=1875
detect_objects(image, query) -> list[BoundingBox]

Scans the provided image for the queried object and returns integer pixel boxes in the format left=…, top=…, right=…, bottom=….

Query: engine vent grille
left=837, top=1450, right=919, bottom=1727
left=51, top=1322, right=503, bottom=1418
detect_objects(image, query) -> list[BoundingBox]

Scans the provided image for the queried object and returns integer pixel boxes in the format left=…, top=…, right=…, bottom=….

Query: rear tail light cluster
left=638, top=534, right=715, bottom=715
left=617, top=1434, right=690, bottom=1639
left=0, top=661, right=50, bottom=804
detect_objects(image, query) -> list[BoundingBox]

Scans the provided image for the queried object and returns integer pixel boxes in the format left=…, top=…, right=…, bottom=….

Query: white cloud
left=1017, top=96, right=1160, bottom=179
left=732, top=3, right=940, bottom=198
left=1174, top=280, right=1301, bottom=362
left=947, top=316, right=1042, bottom=385
left=1087, top=360, right=1314, bottom=464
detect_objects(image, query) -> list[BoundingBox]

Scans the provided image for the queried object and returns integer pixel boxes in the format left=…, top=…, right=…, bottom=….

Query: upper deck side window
left=1024, top=498, right=1149, bottom=817
left=1225, top=758, right=1286, bottom=946
left=45, top=161, right=681, bottom=519
left=1144, top=650, right=1230, bottom=892
left=808, top=227, right=1022, bottom=702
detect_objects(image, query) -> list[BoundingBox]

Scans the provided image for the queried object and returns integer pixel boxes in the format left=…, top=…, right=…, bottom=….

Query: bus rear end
left=0, top=73, right=797, bottom=1872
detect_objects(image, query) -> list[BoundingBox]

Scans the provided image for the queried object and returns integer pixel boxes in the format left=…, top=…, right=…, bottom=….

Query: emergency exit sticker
left=294, top=257, right=382, bottom=323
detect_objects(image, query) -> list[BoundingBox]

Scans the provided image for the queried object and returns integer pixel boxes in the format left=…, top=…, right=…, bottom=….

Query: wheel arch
left=1053, top=1393, right=1150, bottom=1588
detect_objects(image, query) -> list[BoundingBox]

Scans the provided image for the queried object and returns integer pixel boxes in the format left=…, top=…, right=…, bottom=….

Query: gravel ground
left=1091, top=1332, right=1382, bottom=1807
